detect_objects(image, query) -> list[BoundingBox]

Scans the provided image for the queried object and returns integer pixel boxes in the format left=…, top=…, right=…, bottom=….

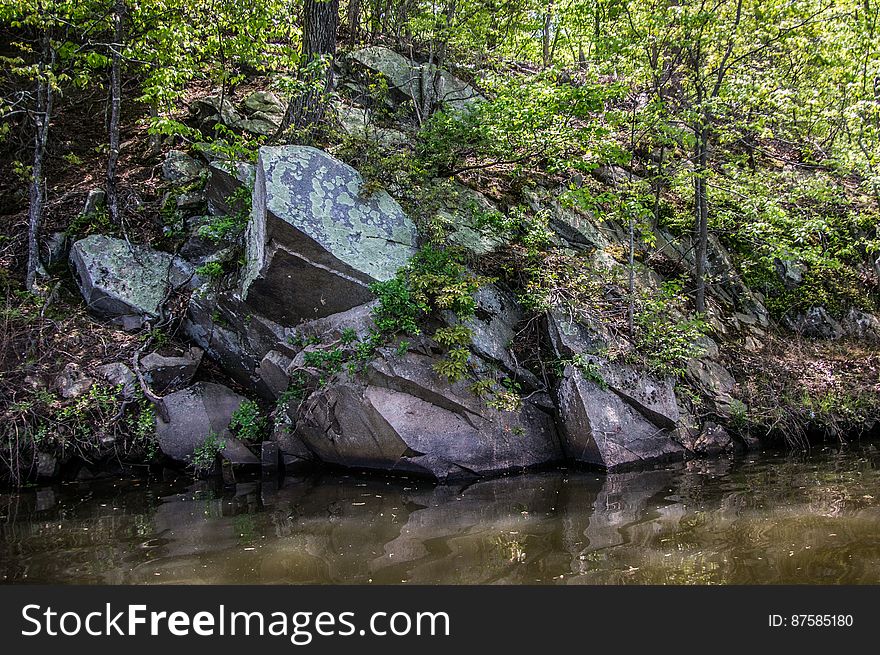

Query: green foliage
left=229, top=400, right=267, bottom=443
left=195, top=261, right=225, bottom=281
left=633, top=281, right=708, bottom=377
left=191, top=431, right=225, bottom=474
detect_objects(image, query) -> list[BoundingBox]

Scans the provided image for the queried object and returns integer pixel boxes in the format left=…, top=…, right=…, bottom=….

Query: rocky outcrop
left=785, top=306, right=844, bottom=339
left=142, top=347, right=203, bottom=392
left=296, top=347, right=561, bottom=481
left=555, top=364, right=684, bottom=470
left=241, top=145, right=417, bottom=325
left=348, top=46, right=484, bottom=113
left=162, top=150, right=205, bottom=184
left=156, top=382, right=258, bottom=467
left=70, top=235, right=194, bottom=330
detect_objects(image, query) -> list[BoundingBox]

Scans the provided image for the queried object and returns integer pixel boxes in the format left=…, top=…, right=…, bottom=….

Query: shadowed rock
left=296, top=348, right=561, bottom=481
left=156, top=382, right=258, bottom=467
left=556, top=365, right=685, bottom=470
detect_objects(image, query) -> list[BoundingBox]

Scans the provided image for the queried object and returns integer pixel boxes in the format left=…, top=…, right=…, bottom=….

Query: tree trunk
left=26, top=35, right=53, bottom=292
left=693, top=123, right=709, bottom=313
left=542, top=1, right=554, bottom=69
left=106, top=0, right=125, bottom=228
left=347, top=0, right=360, bottom=40
left=279, top=0, right=339, bottom=135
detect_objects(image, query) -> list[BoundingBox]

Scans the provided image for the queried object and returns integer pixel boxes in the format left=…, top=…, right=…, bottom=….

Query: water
left=3, top=444, right=880, bottom=584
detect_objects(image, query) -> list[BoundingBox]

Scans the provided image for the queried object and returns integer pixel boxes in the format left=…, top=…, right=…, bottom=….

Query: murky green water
left=3, top=444, right=880, bottom=584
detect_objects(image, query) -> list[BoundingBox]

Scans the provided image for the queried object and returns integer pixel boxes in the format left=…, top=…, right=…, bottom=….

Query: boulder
left=773, top=257, right=804, bottom=290
left=685, top=358, right=738, bottom=415
left=841, top=308, right=880, bottom=342
left=95, top=362, right=137, bottom=397
left=156, top=382, right=259, bottom=467
left=162, top=150, right=205, bottom=184
left=141, top=347, right=203, bottom=391
left=190, top=94, right=242, bottom=129
left=546, top=309, right=611, bottom=358
left=348, top=46, right=483, bottom=113
left=206, top=160, right=255, bottom=217
left=433, top=182, right=502, bottom=256
left=55, top=362, right=95, bottom=399
left=296, top=348, right=561, bottom=481
left=42, top=231, right=70, bottom=269
left=692, top=421, right=734, bottom=456
left=242, top=90, right=285, bottom=117
left=70, top=235, right=194, bottom=330
left=334, top=101, right=409, bottom=148
left=555, top=365, right=685, bottom=470
left=82, top=188, right=106, bottom=216
left=242, top=146, right=417, bottom=325
left=179, top=215, right=238, bottom=265
left=525, top=188, right=607, bottom=250
left=786, top=306, right=844, bottom=339
left=442, top=285, right=522, bottom=375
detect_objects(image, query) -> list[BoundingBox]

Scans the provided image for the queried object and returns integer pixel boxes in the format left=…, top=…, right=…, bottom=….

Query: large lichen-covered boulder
left=70, top=235, right=194, bottom=330
left=556, top=365, right=685, bottom=470
left=348, top=46, right=483, bottom=112
left=156, top=382, right=258, bottom=467
left=296, top=348, right=561, bottom=481
left=242, top=145, right=417, bottom=325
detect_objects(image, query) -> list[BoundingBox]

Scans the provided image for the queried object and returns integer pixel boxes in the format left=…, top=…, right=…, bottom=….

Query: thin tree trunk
left=279, top=0, right=339, bottom=135
left=26, top=35, right=53, bottom=292
left=106, top=0, right=125, bottom=228
left=347, top=0, right=361, bottom=40
left=542, top=0, right=554, bottom=69
left=693, top=122, right=709, bottom=313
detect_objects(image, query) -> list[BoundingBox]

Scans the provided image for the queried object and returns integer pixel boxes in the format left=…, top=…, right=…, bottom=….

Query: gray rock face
left=141, top=347, right=203, bottom=392
left=334, top=102, right=409, bottom=148
left=786, top=306, right=844, bottom=339
left=556, top=365, right=685, bottom=470
left=442, top=285, right=522, bottom=375
left=242, top=90, right=285, bottom=116
left=434, top=182, right=502, bottom=256
left=206, top=160, right=255, bottom=217
left=242, top=146, right=417, bottom=325
left=70, top=235, right=194, bottom=330
left=162, top=150, right=205, bottom=184
left=348, top=46, right=483, bottom=113
left=296, top=349, right=561, bottom=481
left=546, top=309, right=611, bottom=358
left=685, top=359, right=738, bottom=415
left=156, top=382, right=259, bottom=467
left=842, top=308, right=880, bottom=342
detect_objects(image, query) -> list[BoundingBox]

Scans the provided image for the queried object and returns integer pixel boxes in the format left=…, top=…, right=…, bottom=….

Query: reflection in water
left=2, top=444, right=880, bottom=584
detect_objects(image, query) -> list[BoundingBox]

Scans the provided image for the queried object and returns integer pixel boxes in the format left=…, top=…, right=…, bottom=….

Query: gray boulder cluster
left=68, top=142, right=742, bottom=479
left=62, top=48, right=879, bottom=481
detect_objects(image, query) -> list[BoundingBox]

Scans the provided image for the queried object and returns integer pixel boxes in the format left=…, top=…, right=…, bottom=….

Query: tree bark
left=542, top=1, right=554, bottom=69
left=693, top=122, right=709, bottom=313
left=280, top=0, right=339, bottom=134
left=26, top=34, right=53, bottom=292
left=106, top=0, right=125, bottom=228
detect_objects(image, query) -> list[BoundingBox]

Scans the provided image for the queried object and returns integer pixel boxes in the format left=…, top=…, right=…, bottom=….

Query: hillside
left=1, top=1, right=879, bottom=485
